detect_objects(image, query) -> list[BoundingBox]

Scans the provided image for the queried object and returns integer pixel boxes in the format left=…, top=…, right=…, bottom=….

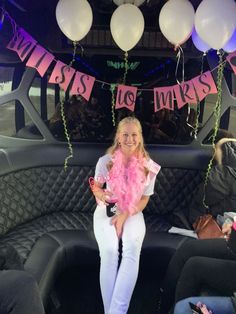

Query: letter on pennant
left=191, top=71, right=217, bottom=102
left=173, top=81, right=197, bottom=109
left=48, top=61, right=75, bottom=92
left=26, top=45, right=54, bottom=77
left=154, top=87, right=174, bottom=112
left=7, top=28, right=37, bottom=61
left=70, top=71, right=95, bottom=101
left=115, top=85, right=137, bottom=112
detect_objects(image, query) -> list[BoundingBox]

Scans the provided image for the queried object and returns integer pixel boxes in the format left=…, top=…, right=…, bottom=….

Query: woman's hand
left=111, top=212, right=129, bottom=238
left=222, top=222, right=233, bottom=239
left=196, top=302, right=212, bottom=314
left=93, top=187, right=112, bottom=205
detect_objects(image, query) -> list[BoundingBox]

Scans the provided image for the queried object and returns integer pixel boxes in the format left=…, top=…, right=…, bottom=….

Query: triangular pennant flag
left=173, top=81, right=197, bottom=109
left=115, top=85, right=137, bottom=112
left=7, top=28, right=37, bottom=61
left=154, top=86, right=174, bottom=111
left=227, top=51, right=236, bottom=74
left=48, top=61, right=75, bottom=92
left=70, top=71, right=95, bottom=101
left=191, top=71, right=217, bottom=102
left=26, top=45, right=54, bottom=77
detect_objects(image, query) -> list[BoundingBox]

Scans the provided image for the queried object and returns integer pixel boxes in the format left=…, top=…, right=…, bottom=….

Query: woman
left=189, top=137, right=236, bottom=224
left=159, top=138, right=236, bottom=314
left=91, top=116, right=160, bottom=314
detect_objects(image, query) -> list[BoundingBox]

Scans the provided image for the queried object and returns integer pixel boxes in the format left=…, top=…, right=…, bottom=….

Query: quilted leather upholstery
left=0, top=166, right=96, bottom=235
left=0, top=142, right=209, bottom=307
left=0, top=165, right=203, bottom=262
left=0, top=166, right=203, bottom=233
left=0, top=212, right=94, bottom=262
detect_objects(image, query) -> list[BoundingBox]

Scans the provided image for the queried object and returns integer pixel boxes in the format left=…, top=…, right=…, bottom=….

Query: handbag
left=193, top=214, right=224, bottom=239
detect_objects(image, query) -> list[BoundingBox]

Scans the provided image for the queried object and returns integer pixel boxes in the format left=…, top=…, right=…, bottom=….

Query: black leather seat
left=0, top=143, right=211, bottom=307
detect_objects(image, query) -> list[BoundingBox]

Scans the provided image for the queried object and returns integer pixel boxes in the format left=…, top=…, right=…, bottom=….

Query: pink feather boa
left=107, top=149, right=147, bottom=215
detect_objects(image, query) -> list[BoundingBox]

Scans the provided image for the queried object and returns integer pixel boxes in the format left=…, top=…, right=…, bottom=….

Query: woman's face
left=117, top=122, right=141, bottom=155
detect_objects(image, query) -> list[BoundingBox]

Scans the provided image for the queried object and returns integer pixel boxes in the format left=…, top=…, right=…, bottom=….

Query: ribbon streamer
left=175, top=45, right=185, bottom=85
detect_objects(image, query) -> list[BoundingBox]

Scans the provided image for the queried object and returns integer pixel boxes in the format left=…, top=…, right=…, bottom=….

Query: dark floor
left=47, top=266, right=162, bottom=314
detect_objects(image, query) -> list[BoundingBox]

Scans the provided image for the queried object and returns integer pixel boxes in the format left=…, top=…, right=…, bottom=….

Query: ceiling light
left=113, top=0, right=145, bottom=7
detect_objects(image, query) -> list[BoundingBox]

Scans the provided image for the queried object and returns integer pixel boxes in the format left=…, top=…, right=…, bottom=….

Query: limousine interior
left=0, top=0, right=235, bottom=313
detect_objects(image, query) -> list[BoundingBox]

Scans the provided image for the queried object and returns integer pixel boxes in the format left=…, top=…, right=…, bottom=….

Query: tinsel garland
left=203, top=52, right=225, bottom=208
left=110, top=83, right=116, bottom=126
left=60, top=100, right=73, bottom=170
left=123, top=51, right=129, bottom=84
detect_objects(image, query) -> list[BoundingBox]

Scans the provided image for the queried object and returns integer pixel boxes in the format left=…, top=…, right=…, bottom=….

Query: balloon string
left=175, top=46, right=185, bottom=84
left=200, top=52, right=206, bottom=75
left=123, top=51, right=129, bottom=84
left=110, top=84, right=116, bottom=126
left=191, top=82, right=201, bottom=140
left=193, top=101, right=201, bottom=139
left=77, top=42, right=84, bottom=57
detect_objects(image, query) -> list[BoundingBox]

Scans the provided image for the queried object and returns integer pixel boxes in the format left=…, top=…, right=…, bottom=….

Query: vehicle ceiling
left=0, top=0, right=205, bottom=85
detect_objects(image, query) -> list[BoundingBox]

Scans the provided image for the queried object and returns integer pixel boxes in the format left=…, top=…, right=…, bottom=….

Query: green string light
left=203, top=52, right=225, bottom=208
left=60, top=100, right=73, bottom=171
left=110, top=84, right=116, bottom=127
left=122, top=51, right=129, bottom=84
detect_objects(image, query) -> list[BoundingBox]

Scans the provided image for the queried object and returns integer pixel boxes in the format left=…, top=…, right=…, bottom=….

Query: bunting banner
left=5, top=25, right=235, bottom=112
left=227, top=51, right=236, bottom=74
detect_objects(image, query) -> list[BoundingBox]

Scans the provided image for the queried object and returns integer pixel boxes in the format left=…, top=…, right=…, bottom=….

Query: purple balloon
left=192, top=29, right=210, bottom=53
left=223, top=29, right=236, bottom=53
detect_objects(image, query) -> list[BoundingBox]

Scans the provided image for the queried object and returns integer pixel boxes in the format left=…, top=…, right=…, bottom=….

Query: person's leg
left=93, top=206, right=119, bottom=314
left=160, top=238, right=236, bottom=313
left=108, top=212, right=146, bottom=314
left=175, top=256, right=236, bottom=302
left=174, top=296, right=235, bottom=314
left=0, top=270, right=45, bottom=314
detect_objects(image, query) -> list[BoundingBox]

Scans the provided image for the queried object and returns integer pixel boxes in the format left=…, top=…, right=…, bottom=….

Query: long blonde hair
left=106, top=116, right=149, bottom=160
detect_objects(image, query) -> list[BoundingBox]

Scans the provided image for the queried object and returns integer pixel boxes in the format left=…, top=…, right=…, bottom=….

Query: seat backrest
left=0, top=143, right=211, bottom=235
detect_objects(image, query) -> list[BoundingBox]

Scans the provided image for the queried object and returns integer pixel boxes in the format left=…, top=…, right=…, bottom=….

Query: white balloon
left=133, top=0, right=145, bottom=6
left=223, top=29, right=236, bottom=53
left=113, top=0, right=124, bottom=5
left=195, top=0, right=236, bottom=50
left=192, top=28, right=210, bottom=53
left=56, top=0, right=93, bottom=42
left=159, top=0, right=195, bottom=46
left=110, top=4, right=144, bottom=51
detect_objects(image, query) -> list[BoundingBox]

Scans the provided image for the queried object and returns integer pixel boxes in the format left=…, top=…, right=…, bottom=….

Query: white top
left=94, top=154, right=161, bottom=196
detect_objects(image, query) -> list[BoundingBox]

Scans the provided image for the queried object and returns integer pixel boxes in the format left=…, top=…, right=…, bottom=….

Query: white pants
left=93, top=205, right=146, bottom=314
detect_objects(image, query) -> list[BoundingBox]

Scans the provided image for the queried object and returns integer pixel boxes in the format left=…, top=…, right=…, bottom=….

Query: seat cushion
left=0, top=212, right=94, bottom=262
